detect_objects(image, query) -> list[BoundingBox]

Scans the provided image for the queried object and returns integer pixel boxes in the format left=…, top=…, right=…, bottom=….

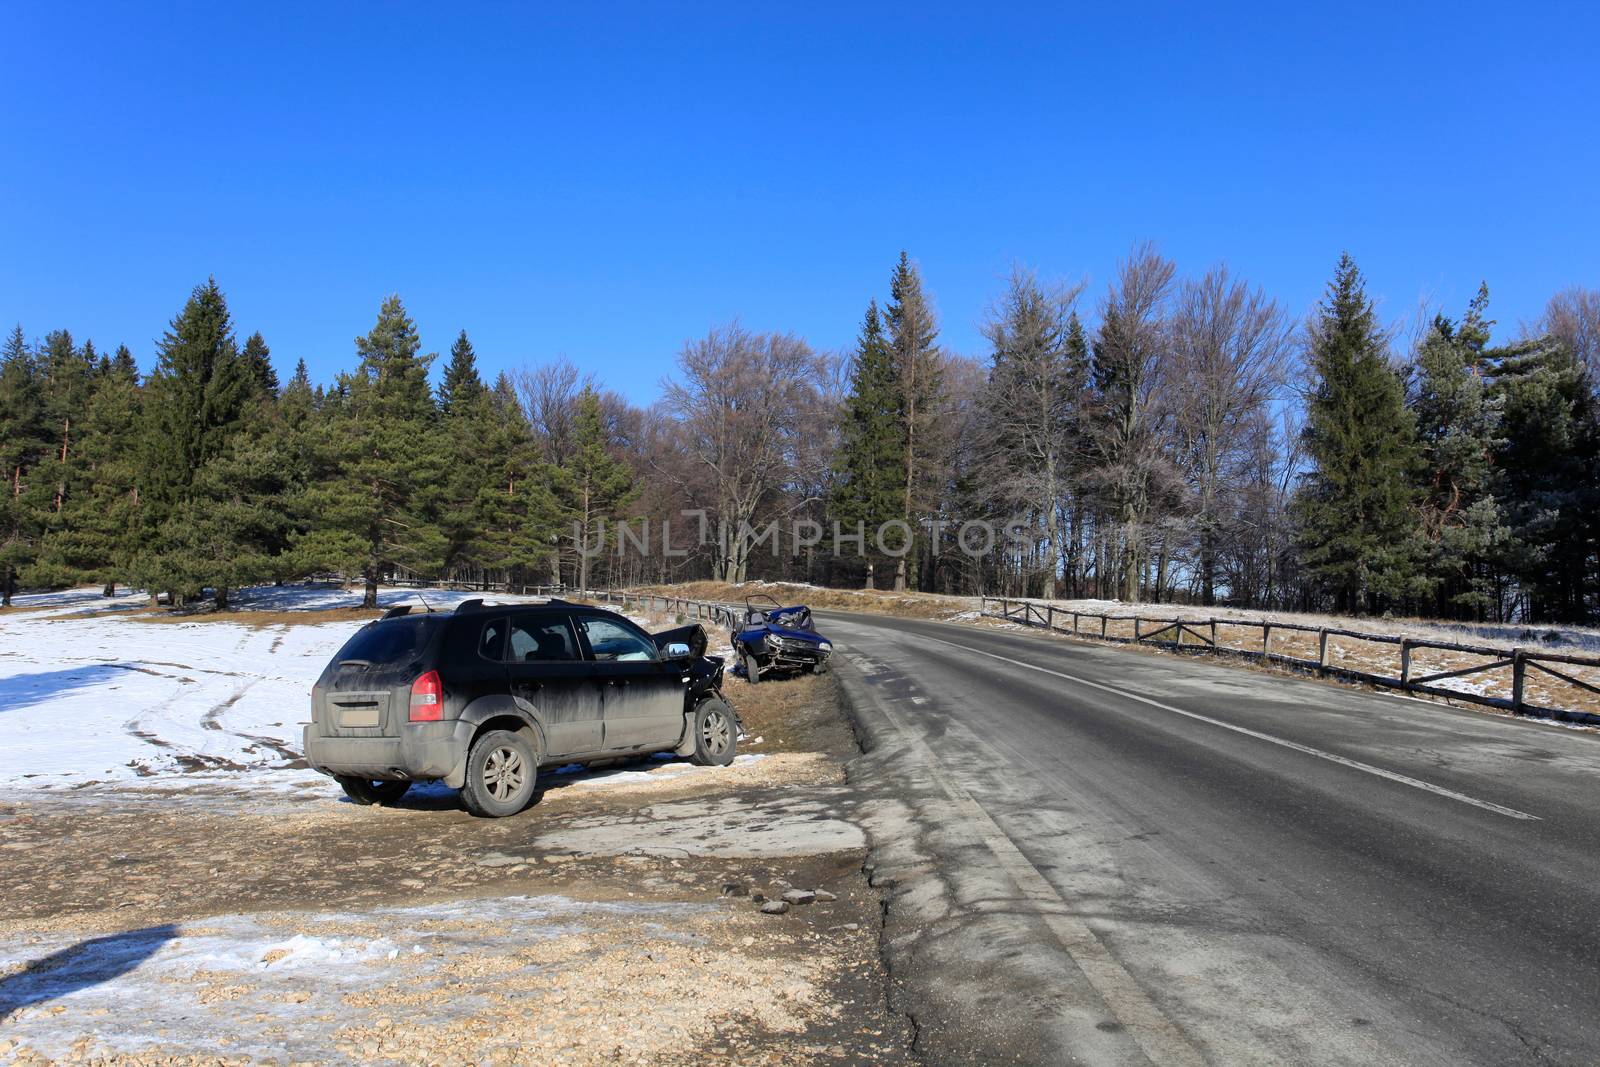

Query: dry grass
left=634, top=580, right=972, bottom=621
left=636, top=582, right=1600, bottom=720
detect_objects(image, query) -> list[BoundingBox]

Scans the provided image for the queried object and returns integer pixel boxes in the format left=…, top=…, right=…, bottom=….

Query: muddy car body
left=731, top=595, right=832, bottom=682
left=303, top=599, right=735, bottom=816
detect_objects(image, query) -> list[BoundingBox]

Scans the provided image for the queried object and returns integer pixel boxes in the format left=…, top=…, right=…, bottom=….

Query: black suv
left=303, top=599, right=736, bottom=817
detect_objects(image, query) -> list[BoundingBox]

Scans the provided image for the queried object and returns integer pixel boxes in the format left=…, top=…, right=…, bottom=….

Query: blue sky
left=3, top=3, right=1596, bottom=404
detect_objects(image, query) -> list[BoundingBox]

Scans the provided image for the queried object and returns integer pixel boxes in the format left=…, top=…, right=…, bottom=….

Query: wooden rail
left=980, top=597, right=1600, bottom=727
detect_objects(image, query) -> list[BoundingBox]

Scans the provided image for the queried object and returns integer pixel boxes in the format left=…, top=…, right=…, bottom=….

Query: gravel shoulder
left=0, top=664, right=913, bottom=1065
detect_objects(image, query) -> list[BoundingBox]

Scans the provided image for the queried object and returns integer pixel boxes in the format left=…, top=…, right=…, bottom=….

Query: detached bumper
left=302, top=720, right=474, bottom=782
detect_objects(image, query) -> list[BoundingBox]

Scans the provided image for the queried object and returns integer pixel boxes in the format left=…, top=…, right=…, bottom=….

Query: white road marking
left=922, top=635, right=1541, bottom=822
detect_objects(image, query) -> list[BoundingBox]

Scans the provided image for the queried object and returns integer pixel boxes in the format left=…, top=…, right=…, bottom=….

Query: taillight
left=409, top=670, right=443, bottom=722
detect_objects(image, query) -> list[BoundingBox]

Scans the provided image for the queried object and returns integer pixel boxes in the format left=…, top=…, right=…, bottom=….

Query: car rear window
left=333, top=617, right=442, bottom=666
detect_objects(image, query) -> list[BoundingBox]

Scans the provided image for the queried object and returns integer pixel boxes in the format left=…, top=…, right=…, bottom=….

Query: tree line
left=2, top=252, right=1596, bottom=623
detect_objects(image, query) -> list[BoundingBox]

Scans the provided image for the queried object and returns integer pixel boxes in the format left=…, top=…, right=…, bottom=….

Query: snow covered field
left=0, top=583, right=760, bottom=798
left=0, top=585, right=540, bottom=794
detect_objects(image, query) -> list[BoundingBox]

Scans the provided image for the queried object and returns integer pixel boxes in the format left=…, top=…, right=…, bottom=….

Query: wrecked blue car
left=731, top=594, right=832, bottom=683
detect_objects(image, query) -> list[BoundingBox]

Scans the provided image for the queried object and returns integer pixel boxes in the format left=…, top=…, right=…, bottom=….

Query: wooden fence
left=981, top=597, right=1600, bottom=727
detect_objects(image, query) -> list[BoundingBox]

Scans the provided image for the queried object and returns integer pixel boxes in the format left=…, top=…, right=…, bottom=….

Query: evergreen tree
left=477, top=371, right=559, bottom=583
left=829, top=300, right=905, bottom=588
left=1297, top=254, right=1423, bottom=614
left=294, top=295, right=447, bottom=607
left=1411, top=284, right=1507, bottom=618
left=884, top=251, right=944, bottom=591
left=438, top=330, right=485, bottom=417
left=552, top=387, right=635, bottom=591
left=0, top=327, right=52, bottom=604
left=1490, top=332, right=1600, bottom=622
left=132, top=279, right=253, bottom=602
left=41, top=347, right=143, bottom=594
left=37, top=329, right=94, bottom=518
left=438, top=331, right=497, bottom=577
left=240, top=331, right=280, bottom=398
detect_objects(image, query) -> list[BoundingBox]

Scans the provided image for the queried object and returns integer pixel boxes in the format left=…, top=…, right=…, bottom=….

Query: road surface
left=820, top=609, right=1600, bottom=1066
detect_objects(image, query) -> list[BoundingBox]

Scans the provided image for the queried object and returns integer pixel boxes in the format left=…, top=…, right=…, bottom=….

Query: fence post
left=1263, top=623, right=1273, bottom=659
left=1134, top=618, right=1142, bottom=643
left=1072, top=612, right=1080, bottom=635
left=1512, top=649, right=1525, bottom=714
left=1100, top=615, right=1108, bottom=640
left=1209, top=618, right=1218, bottom=651
left=1400, top=639, right=1413, bottom=687
left=1047, top=605, right=1055, bottom=630
left=1318, top=628, right=1330, bottom=677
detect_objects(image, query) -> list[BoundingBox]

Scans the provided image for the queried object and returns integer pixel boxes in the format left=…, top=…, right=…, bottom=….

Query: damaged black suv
left=303, top=599, right=735, bottom=817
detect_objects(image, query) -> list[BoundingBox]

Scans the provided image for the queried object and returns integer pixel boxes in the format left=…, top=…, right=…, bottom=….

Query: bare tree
left=1170, top=266, right=1292, bottom=605
left=1541, top=286, right=1600, bottom=390
left=659, top=323, right=827, bottom=583
left=1089, top=243, right=1178, bottom=603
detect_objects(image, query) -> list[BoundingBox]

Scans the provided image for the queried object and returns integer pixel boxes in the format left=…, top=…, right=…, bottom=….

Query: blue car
left=731, top=594, right=833, bottom=683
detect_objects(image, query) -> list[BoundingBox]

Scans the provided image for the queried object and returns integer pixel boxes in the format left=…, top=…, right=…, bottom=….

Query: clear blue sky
left=3, top=3, right=1596, bottom=404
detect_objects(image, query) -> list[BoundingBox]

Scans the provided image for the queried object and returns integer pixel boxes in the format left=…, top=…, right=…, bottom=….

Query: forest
left=2, top=248, right=1596, bottom=623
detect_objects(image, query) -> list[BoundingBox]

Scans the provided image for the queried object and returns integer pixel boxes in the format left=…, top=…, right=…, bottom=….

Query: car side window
left=579, top=617, right=658, bottom=662
left=507, top=616, right=580, bottom=663
left=478, top=618, right=507, bottom=661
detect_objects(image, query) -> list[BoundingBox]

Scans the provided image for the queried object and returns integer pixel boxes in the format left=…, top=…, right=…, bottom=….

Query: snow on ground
left=0, top=600, right=350, bottom=792
left=0, top=584, right=748, bottom=798
left=0, top=895, right=712, bottom=1064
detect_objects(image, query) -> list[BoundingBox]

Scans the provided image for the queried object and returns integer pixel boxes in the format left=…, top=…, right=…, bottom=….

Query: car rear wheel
left=690, top=696, right=738, bottom=767
left=462, top=729, right=539, bottom=818
left=336, top=776, right=411, bottom=806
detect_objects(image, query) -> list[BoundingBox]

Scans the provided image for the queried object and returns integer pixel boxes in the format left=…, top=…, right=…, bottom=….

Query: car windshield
left=770, top=606, right=813, bottom=631
left=332, top=617, right=442, bottom=665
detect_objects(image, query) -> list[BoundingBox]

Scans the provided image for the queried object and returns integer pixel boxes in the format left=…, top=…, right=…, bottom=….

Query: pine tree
left=1490, top=331, right=1600, bottom=622
left=1297, top=254, right=1423, bottom=614
left=132, top=279, right=253, bottom=603
left=477, top=372, right=559, bottom=583
left=438, top=331, right=497, bottom=577
left=293, top=295, right=447, bottom=607
left=1412, top=284, right=1507, bottom=618
left=0, top=327, right=52, bottom=604
left=240, top=332, right=280, bottom=398
left=37, top=329, right=94, bottom=519
left=41, top=347, right=143, bottom=595
left=829, top=300, right=905, bottom=588
left=884, top=251, right=944, bottom=592
left=438, top=330, right=485, bottom=417
left=982, top=270, right=1080, bottom=598
left=552, top=387, right=636, bottom=591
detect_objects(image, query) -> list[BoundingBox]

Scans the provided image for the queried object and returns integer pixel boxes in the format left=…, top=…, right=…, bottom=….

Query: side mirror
left=664, top=641, right=692, bottom=660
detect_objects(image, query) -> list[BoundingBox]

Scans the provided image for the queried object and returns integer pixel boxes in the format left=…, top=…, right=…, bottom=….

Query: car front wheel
left=462, top=729, right=539, bottom=818
left=336, top=776, right=411, bottom=806
left=690, top=696, right=738, bottom=767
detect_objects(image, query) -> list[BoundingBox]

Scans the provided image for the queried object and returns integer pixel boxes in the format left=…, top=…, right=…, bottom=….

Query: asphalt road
left=820, top=609, right=1600, bottom=1067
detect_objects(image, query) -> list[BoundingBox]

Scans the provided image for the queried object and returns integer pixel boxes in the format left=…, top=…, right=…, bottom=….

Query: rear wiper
left=338, top=658, right=373, bottom=668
